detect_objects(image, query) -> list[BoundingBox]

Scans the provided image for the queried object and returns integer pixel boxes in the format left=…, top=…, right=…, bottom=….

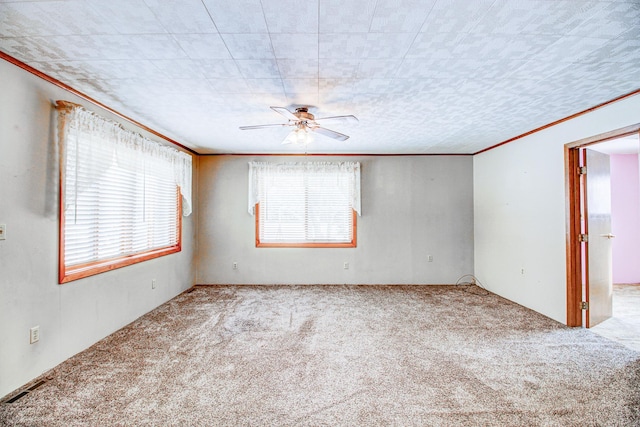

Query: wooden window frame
left=254, top=203, right=357, bottom=248
left=58, top=182, right=182, bottom=284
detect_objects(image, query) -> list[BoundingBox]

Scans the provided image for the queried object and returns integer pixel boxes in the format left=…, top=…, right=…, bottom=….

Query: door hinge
left=581, top=301, right=589, bottom=310
left=578, top=166, right=587, bottom=175
left=579, top=234, right=588, bottom=243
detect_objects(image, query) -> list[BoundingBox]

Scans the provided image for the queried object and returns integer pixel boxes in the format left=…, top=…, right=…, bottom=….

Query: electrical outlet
left=232, top=262, right=238, bottom=270
left=344, top=262, right=349, bottom=270
left=30, top=326, right=39, bottom=344
left=152, top=279, right=156, bottom=289
left=0, top=224, right=6, bottom=240
left=427, top=255, right=433, bottom=262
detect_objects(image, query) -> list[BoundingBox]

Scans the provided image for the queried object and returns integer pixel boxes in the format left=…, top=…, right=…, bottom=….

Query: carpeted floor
left=1, top=285, right=639, bottom=426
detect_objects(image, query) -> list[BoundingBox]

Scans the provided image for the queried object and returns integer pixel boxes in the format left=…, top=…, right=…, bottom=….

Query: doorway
left=565, top=125, right=640, bottom=331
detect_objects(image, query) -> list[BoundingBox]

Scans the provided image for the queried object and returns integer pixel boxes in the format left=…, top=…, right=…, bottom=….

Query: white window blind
left=57, top=101, right=192, bottom=282
left=249, top=162, right=361, bottom=245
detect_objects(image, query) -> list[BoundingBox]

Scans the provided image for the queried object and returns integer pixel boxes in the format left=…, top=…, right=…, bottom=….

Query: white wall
left=474, top=93, right=640, bottom=324
left=197, top=155, right=474, bottom=285
left=0, top=59, right=197, bottom=398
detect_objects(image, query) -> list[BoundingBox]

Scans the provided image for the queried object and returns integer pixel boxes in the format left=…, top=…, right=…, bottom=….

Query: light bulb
left=296, top=128, right=307, bottom=144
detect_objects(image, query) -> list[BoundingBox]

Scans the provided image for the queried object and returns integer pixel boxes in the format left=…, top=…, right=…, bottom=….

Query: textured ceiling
left=1, top=0, right=639, bottom=154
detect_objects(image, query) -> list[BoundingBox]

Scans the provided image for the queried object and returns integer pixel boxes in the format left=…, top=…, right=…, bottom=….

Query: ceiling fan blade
left=310, top=126, right=349, bottom=141
left=239, top=123, right=289, bottom=130
left=270, top=106, right=299, bottom=121
left=313, top=115, right=359, bottom=123
left=281, top=130, right=296, bottom=144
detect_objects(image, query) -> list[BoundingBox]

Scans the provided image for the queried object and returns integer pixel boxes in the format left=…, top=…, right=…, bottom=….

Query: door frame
left=565, top=124, right=640, bottom=327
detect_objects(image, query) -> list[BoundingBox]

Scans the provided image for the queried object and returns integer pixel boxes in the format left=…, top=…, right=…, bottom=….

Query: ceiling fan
left=239, top=106, right=358, bottom=145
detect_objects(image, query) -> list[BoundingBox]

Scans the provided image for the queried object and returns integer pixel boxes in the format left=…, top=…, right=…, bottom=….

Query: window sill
left=256, top=241, right=356, bottom=248
left=59, top=244, right=181, bottom=284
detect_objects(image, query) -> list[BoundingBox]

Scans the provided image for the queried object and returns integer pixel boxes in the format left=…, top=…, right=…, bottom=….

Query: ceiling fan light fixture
left=283, top=126, right=312, bottom=145
left=295, top=126, right=312, bottom=144
left=241, top=106, right=355, bottom=145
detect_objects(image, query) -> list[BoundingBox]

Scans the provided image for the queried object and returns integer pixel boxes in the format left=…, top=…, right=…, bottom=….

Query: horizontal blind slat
left=257, top=163, right=354, bottom=244
left=63, top=127, right=179, bottom=268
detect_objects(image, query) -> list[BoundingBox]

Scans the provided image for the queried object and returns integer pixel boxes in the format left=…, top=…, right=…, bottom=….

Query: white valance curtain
left=56, top=101, right=193, bottom=216
left=248, top=161, right=361, bottom=216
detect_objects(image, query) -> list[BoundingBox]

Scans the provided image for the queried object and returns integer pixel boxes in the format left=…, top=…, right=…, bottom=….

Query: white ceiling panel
left=37, top=59, right=165, bottom=81
left=207, top=78, right=252, bottom=94
left=271, top=33, right=318, bottom=59
left=361, top=33, right=416, bottom=59
left=221, top=33, right=274, bottom=59
left=471, top=0, right=605, bottom=36
left=356, top=59, right=402, bottom=78
left=235, top=59, right=281, bottom=79
left=244, top=78, right=286, bottom=96
left=152, top=59, right=208, bottom=79
left=143, top=0, right=218, bottom=34
left=370, top=0, right=437, bottom=33
left=580, top=37, right=640, bottom=64
left=277, top=59, right=319, bottom=79
left=60, top=35, right=187, bottom=61
left=282, top=78, right=319, bottom=97
left=452, top=33, right=560, bottom=62
left=319, top=0, right=376, bottom=33
left=86, top=0, right=166, bottom=35
left=420, top=0, right=494, bottom=34
left=286, top=93, right=320, bottom=110
left=262, top=0, right=319, bottom=34
left=567, top=1, right=640, bottom=39
left=406, top=32, right=464, bottom=59
left=319, top=33, right=368, bottom=59
left=0, top=1, right=116, bottom=37
left=319, top=59, right=360, bottom=79
left=173, top=34, right=230, bottom=60
left=202, top=0, right=268, bottom=34
left=194, top=59, right=243, bottom=79
left=0, top=0, right=638, bottom=154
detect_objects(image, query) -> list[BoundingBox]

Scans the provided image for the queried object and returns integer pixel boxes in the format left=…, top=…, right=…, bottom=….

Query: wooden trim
left=581, top=148, right=591, bottom=328
left=58, top=129, right=67, bottom=284
left=564, top=126, right=640, bottom=327
left=564, top=123, right=640, bottom=149
left=60, top=245, right=181, bottom=283
left=352, top=208, right=358, bottom=248
left=255, top=203, right=357, bottom=248
left=475, top=88, right=640, bottom=155
left=59, top=189, right=183, bottom=284
left=565, top=146, right=582, bottom=327
left=0, top=51, right=196, bottom=156
left=201, top=153, right=470, bottom=157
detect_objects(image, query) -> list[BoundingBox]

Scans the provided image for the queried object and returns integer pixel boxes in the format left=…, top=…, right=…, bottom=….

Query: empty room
left=1, top=0, right=639, bottom=425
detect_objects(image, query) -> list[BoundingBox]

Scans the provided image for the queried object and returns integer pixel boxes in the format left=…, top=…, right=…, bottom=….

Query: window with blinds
left=57, top=101, right=189, bottom=283
left=251, top=162, right=360, bottom=247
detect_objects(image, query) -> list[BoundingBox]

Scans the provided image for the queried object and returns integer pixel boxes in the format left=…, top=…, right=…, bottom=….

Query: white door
left=583, top=148, right=614, bottom=327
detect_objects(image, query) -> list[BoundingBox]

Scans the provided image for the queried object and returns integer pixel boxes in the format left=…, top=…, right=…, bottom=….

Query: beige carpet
left=1, top=285, right=639, bottom=426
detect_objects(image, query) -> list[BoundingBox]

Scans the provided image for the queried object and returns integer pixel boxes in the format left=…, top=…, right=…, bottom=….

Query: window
left=249, top=162, right=361, bottom=247
left=57, top=101, right=192, bottom=283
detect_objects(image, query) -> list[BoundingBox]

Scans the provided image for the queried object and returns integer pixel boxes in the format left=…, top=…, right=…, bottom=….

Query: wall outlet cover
left=30, top=326, right=40, bottom=344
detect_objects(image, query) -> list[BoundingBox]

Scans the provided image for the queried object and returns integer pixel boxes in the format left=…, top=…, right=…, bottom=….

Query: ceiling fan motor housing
left=295, top=107, right=314, bottom=121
